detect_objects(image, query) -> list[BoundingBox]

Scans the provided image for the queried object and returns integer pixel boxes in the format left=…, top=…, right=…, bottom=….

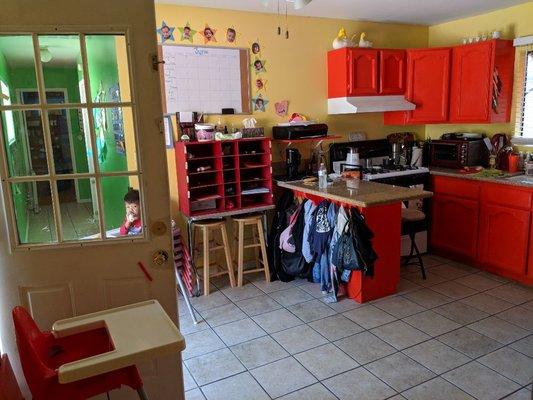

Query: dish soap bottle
left=318, top=163, right=328, bottom=189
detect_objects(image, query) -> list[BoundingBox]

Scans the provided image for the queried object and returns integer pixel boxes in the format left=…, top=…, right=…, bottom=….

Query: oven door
left=430, top=142, right=461, bottom=168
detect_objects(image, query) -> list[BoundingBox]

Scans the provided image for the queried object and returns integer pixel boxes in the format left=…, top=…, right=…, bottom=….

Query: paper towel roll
left=411, top=147, right=423, bottom=167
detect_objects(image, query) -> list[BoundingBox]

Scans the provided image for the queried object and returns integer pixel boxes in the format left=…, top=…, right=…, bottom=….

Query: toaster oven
left=429, top=139, right=487, bottom=169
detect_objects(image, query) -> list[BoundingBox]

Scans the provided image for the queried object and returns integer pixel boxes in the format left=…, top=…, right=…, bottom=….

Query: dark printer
left=272, top=123, right=328, bottom=140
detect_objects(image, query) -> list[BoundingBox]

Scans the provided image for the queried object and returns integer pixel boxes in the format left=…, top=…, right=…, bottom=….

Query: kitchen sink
left=504, top=175, right=533, bottom=185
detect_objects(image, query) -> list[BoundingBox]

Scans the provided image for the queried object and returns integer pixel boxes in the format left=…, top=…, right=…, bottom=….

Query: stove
left=362, top=165, right=430, bottom=181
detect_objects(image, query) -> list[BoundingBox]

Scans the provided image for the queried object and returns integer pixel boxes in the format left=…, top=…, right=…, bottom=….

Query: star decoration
left=178, top=22, right=196, bottom=43
left=157, top=20, right=175, bottom=43
left=252, top=94, right=269, bottom=112
left=252, top=58, right=267, bottom=74
left=199, top=24, right=217, bottom=44
left=254, top=77, right=268, bottom=92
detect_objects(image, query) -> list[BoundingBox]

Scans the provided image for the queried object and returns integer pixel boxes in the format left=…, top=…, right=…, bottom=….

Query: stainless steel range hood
left=328, top=95, right=416, bottom=114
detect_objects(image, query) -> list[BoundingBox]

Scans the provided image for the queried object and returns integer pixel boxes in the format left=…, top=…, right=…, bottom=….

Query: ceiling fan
left=260, top=0, right=313, bottom=10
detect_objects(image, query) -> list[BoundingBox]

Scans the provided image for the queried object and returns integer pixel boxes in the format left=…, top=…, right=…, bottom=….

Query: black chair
left=401, top=208, right=427, bottom=279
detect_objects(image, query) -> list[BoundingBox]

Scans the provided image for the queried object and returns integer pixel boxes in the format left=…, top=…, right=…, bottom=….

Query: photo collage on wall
left=156, top=20, right=271, bottom=114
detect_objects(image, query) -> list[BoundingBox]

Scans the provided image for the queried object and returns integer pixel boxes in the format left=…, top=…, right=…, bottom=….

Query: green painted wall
left=86, top=36, right=128, bottom=231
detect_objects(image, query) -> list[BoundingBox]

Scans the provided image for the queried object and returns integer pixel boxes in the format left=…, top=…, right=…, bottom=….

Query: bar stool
left=193, top=219, right=235, bottom=295
left=401, top=208, right=427, bottom=280
left=232, top=214, right=270, bottom=287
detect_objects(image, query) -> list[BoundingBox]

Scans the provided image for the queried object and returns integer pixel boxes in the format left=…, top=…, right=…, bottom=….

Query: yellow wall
left=155, top=4, right=429, bottom=217
left=425, top=1, right=533, bottom=140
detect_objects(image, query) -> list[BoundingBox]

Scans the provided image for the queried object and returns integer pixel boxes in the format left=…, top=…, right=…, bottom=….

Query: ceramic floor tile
left=334, top=331, right=397, bottom=364
left=185, top=348, right=246, bottom=386
left=454, top=274, right=503, bottom=291
left=366, top=352, right=436, bottom=392
left=322, top=297, right=364, bottom=312
left=323, top=367, right=396, bottom=400
left=287, top=299, right=337, bottom=322
left=268, top=287, right=314, bottom=307
left=434, top=301, right=490, bottom=325
left=182, top=329, right=226, bottom=360
left=402, top=377, right=475, bottom=400
left=250, top=357, right=317, bottom=398
left=230, top=335, right=289, bottom=369
left=402, top=288, right=453, bottom=308
left=444, top=261, right=479, bottom=274
left=179, top=315, right=210, bottom=335
left=235, top=294, right=282, bottom=317
left=438, top=327, right=503, bottom=358
left=185, top=388, right=206, bottom=400
left=190, top=291, right=229, bottom=312
left=522, top=300, right=533, bottom=311
left=430, top=264, right=475, bottom=279
left=402, top=339, right=471, bottom=374
left=460, top=293, right=515, bottom=314
left=271, top=324, right=328, bottom=354
left=370, top=320, right=430, bottom=350
left=509, top=335, right=533, bottom=357
left=421, top=255, right=448, bottom=268
left=478, top=347, right=533, bottom=385
left=486, top=285, right=533, bottom=305
left=397, top=278, right=423, bottom=294
left=342, top=305, right=396, bottom=329
left=403, top=271, right=450, bottom=286
left=278, top=383, right=337, bottom=400
left=299, top=282, right=327, bottom=298
left=199, top=303, right=247, bottom=327
left=200, top=372, right=270, bottom=400
left=403, top=310, right=461, bottom=336
left=497, top=306, right=533, bottom=331
left=183, top=364, right=197, bottom=391
left=442, top=362, right=520, bottom=400
left=430, top=281, right=478, bottom=299
left=373, top=296, right=426, bottom=318
left=295, top=343, right=359, bottom=380
left=308, top=314, right=364, bottom=341
left=503, top=388, right=533, bottom=400
left=252, top=308, right=303, bottom=333
left=476, top=271, right=511, bottom=283
left=468, top=316, right=529, bottom=344
left=251, top=277, right=292, bottom=294
left=213, top=318, right=266, bottom=347
left=221, top=283, right=264, bottom=302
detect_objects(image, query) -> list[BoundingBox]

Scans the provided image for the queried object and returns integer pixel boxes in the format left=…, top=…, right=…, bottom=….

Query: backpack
left=279, top=204, right=303, bottom=253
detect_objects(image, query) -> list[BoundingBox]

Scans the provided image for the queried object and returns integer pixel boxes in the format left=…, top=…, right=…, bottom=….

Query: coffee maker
left=286, top=148, right=301, bottom=181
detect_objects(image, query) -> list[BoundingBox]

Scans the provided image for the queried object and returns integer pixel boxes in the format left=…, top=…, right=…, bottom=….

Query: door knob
left=152, top=250, right=169, bottom=266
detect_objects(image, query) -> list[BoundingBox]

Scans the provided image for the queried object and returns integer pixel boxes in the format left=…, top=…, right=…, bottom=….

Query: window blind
left=513, top=44, right=533, bottom=140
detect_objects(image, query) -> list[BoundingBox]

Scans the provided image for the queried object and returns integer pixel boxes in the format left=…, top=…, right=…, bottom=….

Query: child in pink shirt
left=119, top=188, right=142, bottom=236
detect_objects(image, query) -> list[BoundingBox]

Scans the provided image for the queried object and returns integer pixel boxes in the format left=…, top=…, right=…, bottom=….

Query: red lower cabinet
left=478, top=204, right=530, bottom=278
left=430, top=194, right=479, bottom=261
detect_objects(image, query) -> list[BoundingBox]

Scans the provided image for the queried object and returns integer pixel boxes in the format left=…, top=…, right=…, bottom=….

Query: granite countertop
left=430, top=167, right=533, bottom=188
left=277, top=179, right=432, bottom=208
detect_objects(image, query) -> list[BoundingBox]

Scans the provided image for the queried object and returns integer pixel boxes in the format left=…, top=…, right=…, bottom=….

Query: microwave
left=429, top=139, right=487, bottom=169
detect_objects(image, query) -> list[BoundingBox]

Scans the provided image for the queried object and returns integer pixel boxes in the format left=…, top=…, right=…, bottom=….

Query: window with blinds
left=514, top=43, right=533, bottom=142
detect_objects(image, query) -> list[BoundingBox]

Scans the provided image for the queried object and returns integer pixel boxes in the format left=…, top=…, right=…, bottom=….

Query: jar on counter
left=526, top=161, right=533, bottom=176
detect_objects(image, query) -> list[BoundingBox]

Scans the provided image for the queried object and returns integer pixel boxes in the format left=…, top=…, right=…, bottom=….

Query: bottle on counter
left=318, top=162, right=328, bottom=188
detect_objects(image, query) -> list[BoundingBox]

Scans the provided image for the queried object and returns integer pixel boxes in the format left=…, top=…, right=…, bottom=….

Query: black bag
left=267, top=190, right=295, bottom=282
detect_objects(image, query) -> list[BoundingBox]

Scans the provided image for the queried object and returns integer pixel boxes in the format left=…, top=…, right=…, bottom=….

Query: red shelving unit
left=175, top=138, right=274, bottom=217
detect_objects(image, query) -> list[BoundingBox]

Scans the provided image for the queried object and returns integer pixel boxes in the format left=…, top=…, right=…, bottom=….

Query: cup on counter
left=508, top=153, right=520, bottom=173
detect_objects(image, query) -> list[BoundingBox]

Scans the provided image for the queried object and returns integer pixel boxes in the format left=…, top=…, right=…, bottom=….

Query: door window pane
left=93, top=106, right=137, bottom=172
left=48, top=108, right=92, bottom=175
left=57, top=178, right=100, bottom=241
left=86, top=35, right=131, bottom=103
left=2, top=109, right=48, bottom=177
left=37, top=35, right=84, bottom=104
left=12, top=181, right=57, bottom=244
left=0, top=35, right=39, bottom=105
left=101, top=175, right=141, bottom=238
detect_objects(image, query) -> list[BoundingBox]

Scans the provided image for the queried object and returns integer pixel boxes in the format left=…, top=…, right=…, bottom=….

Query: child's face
left=255, top=79, right=263, bottom=89
left=184, top=27, right=190, bottom=37
left=227, top=30, right=236, bottom=42
left=161, top=26, right=170, bottom=39
left=252, top=44, right=260, bottom=54
left=125, top=201, right=140, bottom=219
left=205, top=29, right=213, bottom=39
left=254, top=61, right=262, bottom=70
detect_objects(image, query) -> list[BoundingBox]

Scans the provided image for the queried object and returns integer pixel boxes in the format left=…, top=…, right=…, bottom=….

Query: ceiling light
left=40, top=47, right=52, bottom=63
left=294, top=0, right=312, bottom=9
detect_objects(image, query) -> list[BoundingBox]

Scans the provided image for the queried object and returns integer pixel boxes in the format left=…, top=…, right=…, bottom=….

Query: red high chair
left=12, top=306, right=149, bottom=400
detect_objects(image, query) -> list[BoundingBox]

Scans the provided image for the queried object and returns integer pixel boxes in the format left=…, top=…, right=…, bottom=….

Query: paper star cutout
left=199, top=24, right=217, bottom=44
left=251, top=58, right=267, bottom=74
left=254, top=78, right=268, bottom=92
left=252, top=94, right=269, bottom=112
left=178, top=22, right=196, bottom=43
left=157, top=21, right=175, bottom=43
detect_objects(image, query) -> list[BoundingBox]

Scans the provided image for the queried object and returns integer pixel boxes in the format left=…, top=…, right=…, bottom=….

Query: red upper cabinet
left=379, top=50, right=405, bottom=95
left=407, top=48, right=452, bottom=123
left=450, top=39, right=515, bottom=123
left=347, top=49, right=379, bottom=96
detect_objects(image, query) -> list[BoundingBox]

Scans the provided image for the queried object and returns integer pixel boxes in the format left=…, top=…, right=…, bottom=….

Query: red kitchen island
left=277, top=179, right=432, bottom=303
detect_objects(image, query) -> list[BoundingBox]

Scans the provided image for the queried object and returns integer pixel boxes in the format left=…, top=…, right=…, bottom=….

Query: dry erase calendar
left=160, top=44, right=251, bottom=114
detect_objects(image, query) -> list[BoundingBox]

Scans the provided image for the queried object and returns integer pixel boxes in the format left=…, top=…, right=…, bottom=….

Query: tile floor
left=178, top=255, right=533, bottom=400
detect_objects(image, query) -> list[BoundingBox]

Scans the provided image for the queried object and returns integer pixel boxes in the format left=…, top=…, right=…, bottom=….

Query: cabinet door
left=478, top=204, right=530, bottom=275
left=430, top=194, right=478, bottom=259
left=380, top=50, right=405, bottom=94
left=449, top=41, right=494, bottom=122
left=407, top=48, right=451, bottom=123
left=348, top=49, right=379, bottom=96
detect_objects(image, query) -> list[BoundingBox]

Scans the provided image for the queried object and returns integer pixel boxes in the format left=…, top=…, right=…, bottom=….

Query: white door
left=0, top=1, right=184, bottom=399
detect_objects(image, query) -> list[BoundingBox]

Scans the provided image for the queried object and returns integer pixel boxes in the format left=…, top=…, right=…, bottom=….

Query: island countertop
left=277, top=179, right=433, bottom=208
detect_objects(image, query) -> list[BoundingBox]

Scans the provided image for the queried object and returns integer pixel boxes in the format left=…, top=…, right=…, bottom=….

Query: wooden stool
left=193, top=220, right=235, bottom=295
left=233, top=214, right=270, bottom=287
left=401, top=208, right=427, bottom=280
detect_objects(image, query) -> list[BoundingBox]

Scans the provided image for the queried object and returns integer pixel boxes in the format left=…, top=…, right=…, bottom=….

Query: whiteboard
left=161, top=45, right=251, bottom=114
